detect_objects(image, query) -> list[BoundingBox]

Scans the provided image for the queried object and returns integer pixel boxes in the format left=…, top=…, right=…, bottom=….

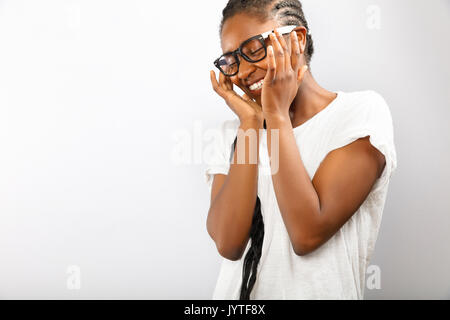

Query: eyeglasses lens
left=217, top=54, right=238, bottom=76
left=218, top=38, right=266, bottom=76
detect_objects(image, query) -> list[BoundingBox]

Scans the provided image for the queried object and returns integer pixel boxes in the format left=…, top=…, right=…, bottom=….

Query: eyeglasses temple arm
left=261, top=25, right=299, bottom=39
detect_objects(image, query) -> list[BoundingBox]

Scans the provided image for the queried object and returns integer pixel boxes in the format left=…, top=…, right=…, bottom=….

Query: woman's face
left=220, top=13, right=306, bottom=100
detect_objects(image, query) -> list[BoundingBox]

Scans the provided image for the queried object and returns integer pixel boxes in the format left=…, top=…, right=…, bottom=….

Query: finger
left=218, top=70, right=227, bottom=88
left=290, top=30, right=301, bottom=71
left=210, top=70, right=220, bottom=92
left=242, top=93, right=251, bottom=101
left=270, top=32, right=284, bottom=73
left=224, top=74, right=233, bottom=90
left=265, top=45, right=276, bottom=84
left=275, top=29, right=291, bottom=71
left=210, top=70, right=228, bottom=98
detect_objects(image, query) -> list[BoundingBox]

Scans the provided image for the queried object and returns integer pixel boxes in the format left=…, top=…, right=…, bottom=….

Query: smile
left=249, top=79, right=264, bottom=91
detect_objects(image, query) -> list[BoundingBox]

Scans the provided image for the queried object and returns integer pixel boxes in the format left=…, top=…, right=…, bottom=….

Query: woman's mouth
left=248, top=79, right=264, bottom=94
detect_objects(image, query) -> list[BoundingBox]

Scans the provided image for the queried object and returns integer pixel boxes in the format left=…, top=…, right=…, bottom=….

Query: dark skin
left=207, top=13, right=386, bottom=260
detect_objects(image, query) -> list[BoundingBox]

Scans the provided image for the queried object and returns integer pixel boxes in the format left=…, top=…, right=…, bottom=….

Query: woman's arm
left=265, top=115, right=386, bottom=256
left=258, top=29, right=386, bottom=256
left=206, top=117, right=263, bottom=261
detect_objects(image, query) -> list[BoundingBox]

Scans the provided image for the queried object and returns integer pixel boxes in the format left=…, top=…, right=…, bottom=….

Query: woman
left=206, top=0, right=397, bottom=300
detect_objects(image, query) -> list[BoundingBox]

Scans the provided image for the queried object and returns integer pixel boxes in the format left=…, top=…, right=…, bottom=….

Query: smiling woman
left=206, top=0, right=397, bottom=300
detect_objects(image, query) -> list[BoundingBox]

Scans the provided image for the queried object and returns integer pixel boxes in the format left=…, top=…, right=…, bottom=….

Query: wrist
left=263, top=111, right=291, bottom=128
left=239, top=114, right=264, bottom=127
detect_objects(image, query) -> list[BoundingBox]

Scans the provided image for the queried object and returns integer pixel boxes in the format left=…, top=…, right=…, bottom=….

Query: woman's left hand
left=261, top=29, right=309, bottom=121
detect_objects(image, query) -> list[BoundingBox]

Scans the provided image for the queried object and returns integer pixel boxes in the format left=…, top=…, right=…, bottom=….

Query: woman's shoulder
left=334, top=90, right=393, bottom=126
left=339, top=89, right=388, bottom=108
left=328, top=89, right=396, bottom=149
left=340, top=90, right=391, bottom=113
left=328, top=90, right=397, bottom=193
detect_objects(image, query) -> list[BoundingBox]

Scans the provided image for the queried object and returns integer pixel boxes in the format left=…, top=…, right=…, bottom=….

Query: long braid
left=220, top=0, right=314, bottom=299
left=230, top=120, right=266, bottom=300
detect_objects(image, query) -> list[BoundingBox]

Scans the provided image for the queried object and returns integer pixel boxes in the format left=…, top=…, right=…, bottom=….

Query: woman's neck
left=288, top=71, right=338, bottom=128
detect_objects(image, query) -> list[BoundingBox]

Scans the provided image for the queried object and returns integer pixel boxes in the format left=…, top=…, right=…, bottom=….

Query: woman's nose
left=237, top=58, right=255, bottom=80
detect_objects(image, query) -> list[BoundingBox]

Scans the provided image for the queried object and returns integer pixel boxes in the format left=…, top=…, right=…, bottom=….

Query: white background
left=0, top=0, right=449, bottom=299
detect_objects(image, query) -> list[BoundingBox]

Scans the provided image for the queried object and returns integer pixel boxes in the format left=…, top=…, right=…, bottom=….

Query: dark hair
left=230, top=119, right=266, bottom=300
left=219, top=0, right=314, bottom=66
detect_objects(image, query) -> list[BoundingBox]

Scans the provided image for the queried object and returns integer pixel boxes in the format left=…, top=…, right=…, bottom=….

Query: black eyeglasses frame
left=213, top=25, right=300, bottom=77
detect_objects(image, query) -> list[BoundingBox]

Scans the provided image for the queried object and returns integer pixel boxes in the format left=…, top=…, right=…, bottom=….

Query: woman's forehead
left=220, top=14, right=277, bottom=53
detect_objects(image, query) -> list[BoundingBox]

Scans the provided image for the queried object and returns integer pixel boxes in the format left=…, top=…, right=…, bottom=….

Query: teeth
left=249, top=79, right=264, bottom=90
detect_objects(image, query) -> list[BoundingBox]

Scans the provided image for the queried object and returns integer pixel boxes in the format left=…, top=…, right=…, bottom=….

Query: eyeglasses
left=214, top=25, right=299, bottom=77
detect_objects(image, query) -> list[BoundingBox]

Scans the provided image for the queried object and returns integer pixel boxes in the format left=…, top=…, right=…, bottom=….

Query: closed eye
left=250, top=47, right=264, bottom=55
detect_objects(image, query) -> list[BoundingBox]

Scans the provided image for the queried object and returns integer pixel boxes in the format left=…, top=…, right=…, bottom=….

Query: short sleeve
left=329, top=90, right=398, bottom=194
left=204, top=118, right=240, bottom=192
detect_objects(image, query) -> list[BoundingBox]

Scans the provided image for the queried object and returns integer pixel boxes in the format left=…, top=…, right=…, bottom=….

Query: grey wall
left=0, top=0, right=449, bottom=299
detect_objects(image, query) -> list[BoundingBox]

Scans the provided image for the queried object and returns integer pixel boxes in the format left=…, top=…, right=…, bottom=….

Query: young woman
left=206, top=0, right=397, bottom=300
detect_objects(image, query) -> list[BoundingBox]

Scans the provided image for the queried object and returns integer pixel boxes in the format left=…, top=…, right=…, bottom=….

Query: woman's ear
left=297, top=65, right=308, bottom=83
left=293, top=26, right=307, bottom=54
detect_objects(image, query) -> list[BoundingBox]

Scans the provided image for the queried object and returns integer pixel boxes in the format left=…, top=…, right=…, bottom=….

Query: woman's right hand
left=210, top=70, right=264, bottom=124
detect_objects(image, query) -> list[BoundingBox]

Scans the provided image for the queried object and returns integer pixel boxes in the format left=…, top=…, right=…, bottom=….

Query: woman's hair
left=230, top=119, right=266, bottom=300
left=219, top=0, right=314, bottom=66
left=222, top=0, right=313, bottom=300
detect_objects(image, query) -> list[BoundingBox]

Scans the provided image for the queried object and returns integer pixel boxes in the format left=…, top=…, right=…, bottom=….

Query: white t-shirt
left=204, top=90, right=397, bottom=299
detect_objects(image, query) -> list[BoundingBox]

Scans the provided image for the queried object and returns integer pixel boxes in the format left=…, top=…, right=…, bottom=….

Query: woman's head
left=218, top=0, right=314, bottom=98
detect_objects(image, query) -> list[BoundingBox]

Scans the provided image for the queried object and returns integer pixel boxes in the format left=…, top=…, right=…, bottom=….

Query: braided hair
left=230, top=119, right=266, bottom=300
left=220, top=0, right=314, bottom=300
left=219, top=0, right=314, bottom=66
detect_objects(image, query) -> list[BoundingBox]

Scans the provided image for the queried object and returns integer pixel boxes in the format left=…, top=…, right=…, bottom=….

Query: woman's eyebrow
left=222, top=39, right=242, bottom=54
left=222, top=47, right=235, bottom=54
left=221, top=42, right=234, bottom=54
left=222, top=35, right=253, bottom=54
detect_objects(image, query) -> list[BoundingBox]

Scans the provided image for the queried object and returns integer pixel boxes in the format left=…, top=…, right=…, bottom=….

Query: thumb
left=242, top=93, right=252, bottom=101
